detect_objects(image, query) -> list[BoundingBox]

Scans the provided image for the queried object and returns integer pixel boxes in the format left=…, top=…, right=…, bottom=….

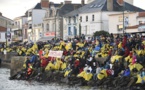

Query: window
left=117, top=24, right=123, bottom=31
left=69, top=17, right=71, bottom=23
left=90, top=4, right=95, bottom=8
left=80, top=16, right=82, bottom=22
left=47, top=24, right=49, bottom=31
left=139, top=21, right=143, bottom=25
left=15, top=22, right=17, bottom=25
left=86, top=16, right=88, bottom=22
left=74, top=26, right=77, bottom=35
left=85, top=26, right=87, bottom=35
left=29, top=12, right=32, bottom=17
left=92, top=15, right=94, bottom=21
left=119, top=16, right=123, bottom=22
left=68, top=27, right=72, bottom=35
left=29, top=24, right=32, bottom=29
left=73, top=16, right=76, bottom=23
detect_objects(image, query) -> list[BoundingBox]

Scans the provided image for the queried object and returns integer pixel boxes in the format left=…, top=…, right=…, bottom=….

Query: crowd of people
left=1, top=33, right=145, bottom=89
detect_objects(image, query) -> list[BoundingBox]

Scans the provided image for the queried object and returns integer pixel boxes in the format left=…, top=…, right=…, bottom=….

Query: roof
left=109, top=12, right=136, bottom=16
left=0, top=15, right=13, bottom=22
left=34, top=2, right=61, bottom=9
left=0, top=26, right=6, bottom=32
left=65, top=0, right=145, bottom=17
left=112, top=0, right=145, bottom=11
left=34, top=3, right=42, bottom=9
left=127, top=24, right=145, bottom=29
left=138, top=12, right=145, bottom=17
left=59, top=4, right=82, bottom=16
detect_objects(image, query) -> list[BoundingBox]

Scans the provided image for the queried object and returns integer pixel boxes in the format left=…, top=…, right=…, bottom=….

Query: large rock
left=95, top=57, right=107, bottom=64
left=0, top=52, right=17, bottom=62
left=10, top=56, right=26, bottom=77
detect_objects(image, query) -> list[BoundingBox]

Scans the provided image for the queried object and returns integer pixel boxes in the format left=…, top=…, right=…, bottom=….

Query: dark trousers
left=0, top=58, right=1, bottom=67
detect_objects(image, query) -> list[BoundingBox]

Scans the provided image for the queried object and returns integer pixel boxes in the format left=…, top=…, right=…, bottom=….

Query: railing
left=12, top=35, right=23, bottom=41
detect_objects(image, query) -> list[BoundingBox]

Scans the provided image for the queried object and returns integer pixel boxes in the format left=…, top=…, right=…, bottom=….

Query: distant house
left=25, top=0, right=49, bottom=42
left=42, top=0, right=83, bottom=41
left=63, top=0, right=144, bottom=39
left=11, top=16, right=27, bottom=42
left=109, top=12, right=145, bottom=34
left=0, top=12, right=13, bottom=44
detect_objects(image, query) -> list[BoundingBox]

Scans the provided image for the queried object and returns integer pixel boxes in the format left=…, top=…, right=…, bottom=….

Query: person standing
left=0, top=58, right=1, bottom=67
left=3, top=48, right=7, bottom=60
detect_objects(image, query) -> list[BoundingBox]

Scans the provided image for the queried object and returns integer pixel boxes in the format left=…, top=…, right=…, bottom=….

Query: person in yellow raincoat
left=64, top=64, right=72, bottom=77
left=136, top=68, right=145, bottom=85
left=77, top=64, right=93, bottom=81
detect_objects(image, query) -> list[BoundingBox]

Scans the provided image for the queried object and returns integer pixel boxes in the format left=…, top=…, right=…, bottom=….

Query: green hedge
left=93, top=30, right=109, bottom=37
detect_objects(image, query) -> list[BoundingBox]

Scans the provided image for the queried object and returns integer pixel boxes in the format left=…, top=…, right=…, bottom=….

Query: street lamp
left=5, top=21, right=7, bottom=48
left=55, top=9, right=59, bottom=40
left=123, top=0, right=125, bottom=34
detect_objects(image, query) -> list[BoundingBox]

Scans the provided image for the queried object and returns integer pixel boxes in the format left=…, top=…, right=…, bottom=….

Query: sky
left=0, top=0, right=145, bottom=20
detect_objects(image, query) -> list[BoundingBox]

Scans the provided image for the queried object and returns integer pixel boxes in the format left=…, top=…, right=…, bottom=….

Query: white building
left=0, top=12, right=13, bottom=44
left=109, top=12, right=145, bottom=34
left=63, top=0, right=144, bottom=39
left=42, top=0, right=82, bottom=40
left=11, top=16, right=27, bottom=42
left=33, top=23, right=43, bottom=42
left=26, top=0, right=49, bottom=42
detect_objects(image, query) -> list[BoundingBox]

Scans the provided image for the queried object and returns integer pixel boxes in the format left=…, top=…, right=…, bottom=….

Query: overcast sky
left=0, top=0, right=145, bottom=20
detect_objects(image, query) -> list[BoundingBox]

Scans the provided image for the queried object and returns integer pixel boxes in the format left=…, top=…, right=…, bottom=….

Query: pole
left=55, top=13, right=56, bottom=40
left=6, top=21, right=7, bottom=48
left=123, top=1, right=125, bottom=34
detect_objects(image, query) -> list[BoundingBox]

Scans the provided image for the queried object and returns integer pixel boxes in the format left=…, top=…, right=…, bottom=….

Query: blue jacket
left=30, top=55, right=37, bottom=63
left=123, top=69, right=130, bottom=77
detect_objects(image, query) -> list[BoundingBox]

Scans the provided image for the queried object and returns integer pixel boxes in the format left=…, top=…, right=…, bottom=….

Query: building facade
left=11, top=16, right=27, bottom=42
left=33, top=23, right=44, bottom=42
left=109, top=12, right=145, bottom=34
left=63, top=0, right=144, bottom=39
left=26, top=0, right=49, bottom=42
left=0, top=12, right=13, bottom=44
left=43, top=0, right=82, bottom=40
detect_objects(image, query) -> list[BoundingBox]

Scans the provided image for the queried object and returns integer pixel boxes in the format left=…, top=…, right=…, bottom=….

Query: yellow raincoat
left=129, top=63, right=143, bottom=71
left=64, top=70, right=72, bottom=77
left=136, top=74, right=145, bottom=84
left=45, top=62, right=55, bottom=71
left=97, top=69, right=108, bottom=80
left=77, top=71, right=93, bottom=81
left=65, top=42, right=72, bottom=51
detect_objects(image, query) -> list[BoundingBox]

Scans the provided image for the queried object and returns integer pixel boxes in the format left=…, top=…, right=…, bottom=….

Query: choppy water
left=0, top=68, right=100, bottom=90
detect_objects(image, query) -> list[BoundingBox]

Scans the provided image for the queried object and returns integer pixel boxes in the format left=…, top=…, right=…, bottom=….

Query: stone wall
left=0, top=52, right=17, bottom=62
left=10, top=56, right=26, bottom=77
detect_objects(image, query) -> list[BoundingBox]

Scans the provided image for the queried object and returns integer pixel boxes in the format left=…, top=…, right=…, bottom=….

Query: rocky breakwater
left=0, top=52, right=17, bottom=68
left=10, top=56, right=26, bottom=77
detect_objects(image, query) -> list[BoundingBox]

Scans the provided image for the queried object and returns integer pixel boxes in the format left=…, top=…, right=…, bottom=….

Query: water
left=0, top=68, right=99, bottom=90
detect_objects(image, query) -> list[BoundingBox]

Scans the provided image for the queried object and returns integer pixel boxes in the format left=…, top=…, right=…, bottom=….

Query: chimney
left=41, top=0, right=49, bottom=8
left=117, top=0, right=124, bottom=6
left=64, top=0, right=72, bottom=4
left=81, top=0, right=85, bottom=6
left=60, top=2, right=63, bottom=5
left=0, top=12, right=2, bottom=16
left=107, top=0, right=113, bottom=11
left=74, top=5, right=78, bottom=10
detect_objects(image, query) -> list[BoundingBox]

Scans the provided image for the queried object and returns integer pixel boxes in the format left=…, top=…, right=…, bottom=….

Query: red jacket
left=41, top=58, right=48, bottom=67
left=122, top=36, right=127, bottom=48
left=124, top=47, right=130, bottom=57
left=108, top=49, right=112, bottom=56
left=39, top=50, right=43, bottom=58
left=74, top=60, right=80, bottom=68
